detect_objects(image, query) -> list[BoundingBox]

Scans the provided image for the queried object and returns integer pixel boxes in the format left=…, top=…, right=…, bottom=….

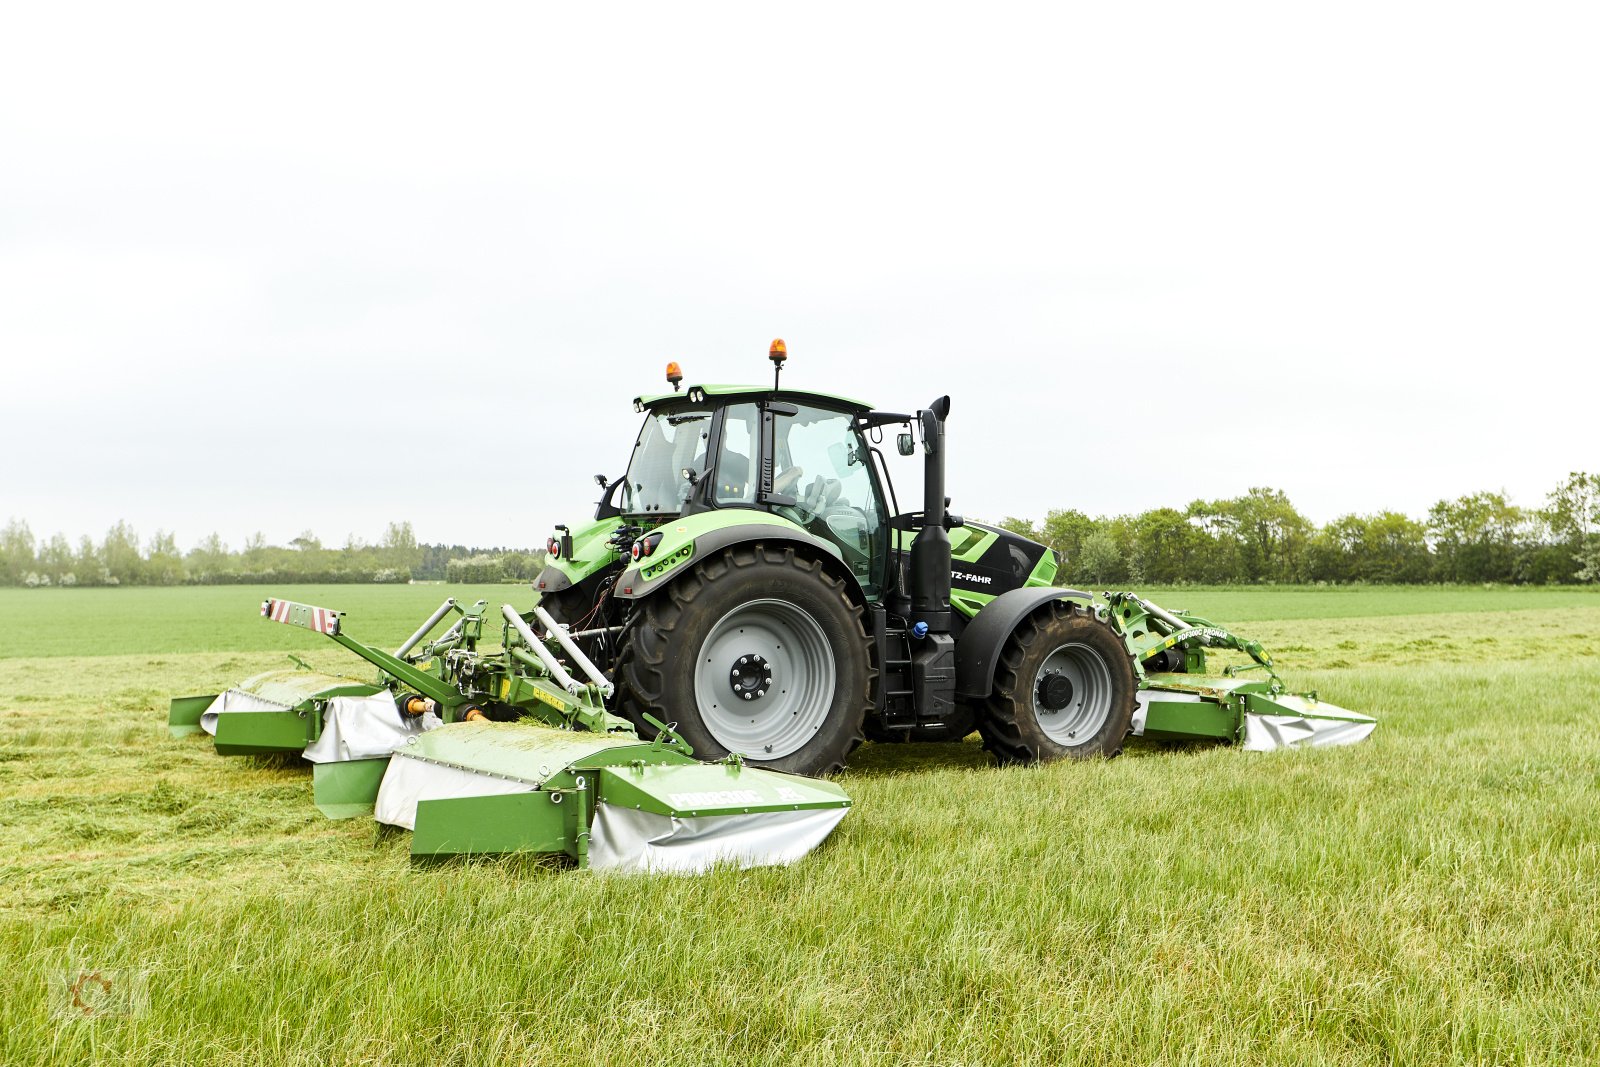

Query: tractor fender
left=954, top=586, right=1096, bottom=700
left=611, top=518, right=864, bottom=604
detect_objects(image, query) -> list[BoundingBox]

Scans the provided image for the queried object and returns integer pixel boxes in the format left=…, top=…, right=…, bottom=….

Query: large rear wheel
left=977, top=600, right=1137, bottom=765
left=614, top=544, right=872, bottom=776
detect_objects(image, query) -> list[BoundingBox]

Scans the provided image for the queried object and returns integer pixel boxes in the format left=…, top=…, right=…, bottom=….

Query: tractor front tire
left=977, top=600, right=1137, bottom=765
left=615, top=544, right=872, bottom=776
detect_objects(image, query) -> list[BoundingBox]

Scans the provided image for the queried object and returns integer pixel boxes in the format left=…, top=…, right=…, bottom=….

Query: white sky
left=2, top=1, right=1595, bottom=551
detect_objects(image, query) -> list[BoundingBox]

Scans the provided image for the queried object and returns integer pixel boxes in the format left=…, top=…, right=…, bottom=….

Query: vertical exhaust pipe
left=909, top=396, right=953, bottom=633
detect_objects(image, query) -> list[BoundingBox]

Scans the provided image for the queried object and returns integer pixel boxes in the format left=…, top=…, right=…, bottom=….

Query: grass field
left=3, top=584, right=1599, bottom=1065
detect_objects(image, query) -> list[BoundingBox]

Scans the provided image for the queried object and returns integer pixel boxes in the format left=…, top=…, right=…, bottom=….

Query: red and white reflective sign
left=259, top=598, right=341, bottom=635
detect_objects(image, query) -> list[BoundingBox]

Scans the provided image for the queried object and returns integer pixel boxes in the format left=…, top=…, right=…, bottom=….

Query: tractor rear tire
left=614, top=544, right=872, bottom=776
left=977, top=600, right=1137, bottom=765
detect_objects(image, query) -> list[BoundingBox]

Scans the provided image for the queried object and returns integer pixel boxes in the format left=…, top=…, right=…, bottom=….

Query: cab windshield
left=621, top=407, right=712, bottom=514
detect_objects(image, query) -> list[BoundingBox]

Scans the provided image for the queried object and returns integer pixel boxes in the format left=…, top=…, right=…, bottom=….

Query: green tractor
left=533, top=341, right=1373, bottom=777
left=171, top=340, right=1371, bottom=868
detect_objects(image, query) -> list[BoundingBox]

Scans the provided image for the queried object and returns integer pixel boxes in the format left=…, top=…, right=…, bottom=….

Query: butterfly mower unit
left=170, top=341, right=1373, bottom=871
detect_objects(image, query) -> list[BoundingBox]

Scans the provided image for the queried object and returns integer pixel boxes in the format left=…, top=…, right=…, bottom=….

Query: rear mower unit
left=172, top=339, right=1372, bottom=869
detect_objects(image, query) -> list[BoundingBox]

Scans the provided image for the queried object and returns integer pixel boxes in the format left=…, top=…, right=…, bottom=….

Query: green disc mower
left=171, top=339, right=1373, bottom=869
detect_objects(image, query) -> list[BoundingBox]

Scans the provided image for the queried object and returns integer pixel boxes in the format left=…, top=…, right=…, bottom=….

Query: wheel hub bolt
left=730, top=654, right=773, bottom=701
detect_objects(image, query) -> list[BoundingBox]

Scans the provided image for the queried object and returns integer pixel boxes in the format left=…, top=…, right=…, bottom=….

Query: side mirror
left=896, top=432, right=915, bottom=457
left=918, top=410, right=940, bottom=455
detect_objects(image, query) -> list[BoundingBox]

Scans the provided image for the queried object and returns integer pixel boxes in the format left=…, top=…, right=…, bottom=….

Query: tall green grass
left=2, top=588, right=1597, bottom=1065
left=0, top=584, right=525, bottom=659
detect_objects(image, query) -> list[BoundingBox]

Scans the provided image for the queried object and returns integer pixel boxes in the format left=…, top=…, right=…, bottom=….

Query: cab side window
left=773, top=405, right=885, bottom=593
left=714, top=404, right=759, bottom=505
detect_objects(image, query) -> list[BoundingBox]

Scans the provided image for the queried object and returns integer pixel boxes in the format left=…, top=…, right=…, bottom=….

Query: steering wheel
left=797, top=477, right=828, bottom=522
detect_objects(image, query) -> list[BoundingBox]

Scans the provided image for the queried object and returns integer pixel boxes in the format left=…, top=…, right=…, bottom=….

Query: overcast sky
left=2, top=1, right=1595, bottom=551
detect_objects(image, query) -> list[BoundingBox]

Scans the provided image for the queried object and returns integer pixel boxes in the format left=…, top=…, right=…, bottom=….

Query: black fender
left=955, top=586, right=1096, bottom=700
left=612, top=521, right=867, bottom=605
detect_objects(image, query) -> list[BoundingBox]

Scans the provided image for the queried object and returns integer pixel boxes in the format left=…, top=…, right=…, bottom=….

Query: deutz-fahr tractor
left=534, top=341, right=1372, bottom=777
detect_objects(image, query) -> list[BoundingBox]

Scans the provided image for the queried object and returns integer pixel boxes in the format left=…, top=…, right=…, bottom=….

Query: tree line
left=0, top=520, right=549, bottom=587
left=996, top=473, right=1600, bottom=586
left=4, top=472, right=1597, bottom=588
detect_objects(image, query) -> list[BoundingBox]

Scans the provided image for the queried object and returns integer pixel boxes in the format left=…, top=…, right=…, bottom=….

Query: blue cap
left=911, top=621, right=929, bottom=639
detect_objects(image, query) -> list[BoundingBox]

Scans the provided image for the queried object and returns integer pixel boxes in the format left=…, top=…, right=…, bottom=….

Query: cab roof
left=634, top=383, right=874, bottom=412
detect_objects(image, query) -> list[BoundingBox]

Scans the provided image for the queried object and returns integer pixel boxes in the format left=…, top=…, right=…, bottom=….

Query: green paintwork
left=412, top=791, right=573, bottom=857
left=167, top=694, right=214, bottom=737
left=640, top=540, right=693, bottom=581
left=634, top=384, right=873, bottom=411
left=328, top=633, right=460, bottom=706
left=213, top=710, right=315, bottom=756
left=538, top=514, right=626, bottom=593
left=594, top=761, right=851, bottom=818
left=1106, top=593, right=1277, bottom=680
left=614, top=509, right=841, bottom=598
left=313, top=758, right=390, bottom=818
left=496, top=656, right=631, bottom=734
left=1141, top=696, right=1240, bottom=741
left=1242, top=691, right=1372, bottom=723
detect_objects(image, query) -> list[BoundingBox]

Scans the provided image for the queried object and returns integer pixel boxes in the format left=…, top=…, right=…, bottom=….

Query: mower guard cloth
left=302, top=692, right=441, bottom=763
left=589, top=803, right=849, bottom=874
left=1241, top=692, right=1377, bottom=750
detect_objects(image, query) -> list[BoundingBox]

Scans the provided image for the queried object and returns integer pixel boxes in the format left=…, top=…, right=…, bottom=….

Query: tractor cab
left=612, top=362, right=895, bottom=597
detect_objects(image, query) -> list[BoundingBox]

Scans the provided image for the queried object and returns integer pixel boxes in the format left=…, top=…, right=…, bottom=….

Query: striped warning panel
left=259, top=598, right=342, bottom=635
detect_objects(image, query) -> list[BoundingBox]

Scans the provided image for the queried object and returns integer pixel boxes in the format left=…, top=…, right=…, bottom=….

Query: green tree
left=447, top=554, right=505, bottom=583
left=1039, top=509, right=1099, bottom=573
left=1306, top=516, right=1358, bottom=583
left=380, top=521, right=422, bottom=577
left=186, top=533, right=231, bottom=581
left=1076, top=528, right=1127, bottom=585
left=40, top=533, right=75, bottom=584
left=1365, top=511, right=1431, bottom=582
left=242, top=532, right=268, bottom=572
left=1544, top=472, right=1600, bottom=583
left=145, top=530, right=184, bottom=585
left=1220, top=488, right=1313, bottom=582
left=1427, top=491, right=1525, bottom=583
left=101, top=521, right=143, bottom=585
left=1129, top=508, right=1205, bottom=584
left=289, top=531, right=323, bottom=553
left=75, top=535, right=107, bottom=585
left=0, top=519, right=35, bottom=584
left=1188, top=490, right=1303, bottom=582
left=1184, top=499, right=1244, bottom=582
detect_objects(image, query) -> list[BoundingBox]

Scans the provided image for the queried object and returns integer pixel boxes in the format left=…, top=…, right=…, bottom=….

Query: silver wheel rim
left=693, top=598, right=837, bottom=758
left=1033, top=642, right=1114, bottom=747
